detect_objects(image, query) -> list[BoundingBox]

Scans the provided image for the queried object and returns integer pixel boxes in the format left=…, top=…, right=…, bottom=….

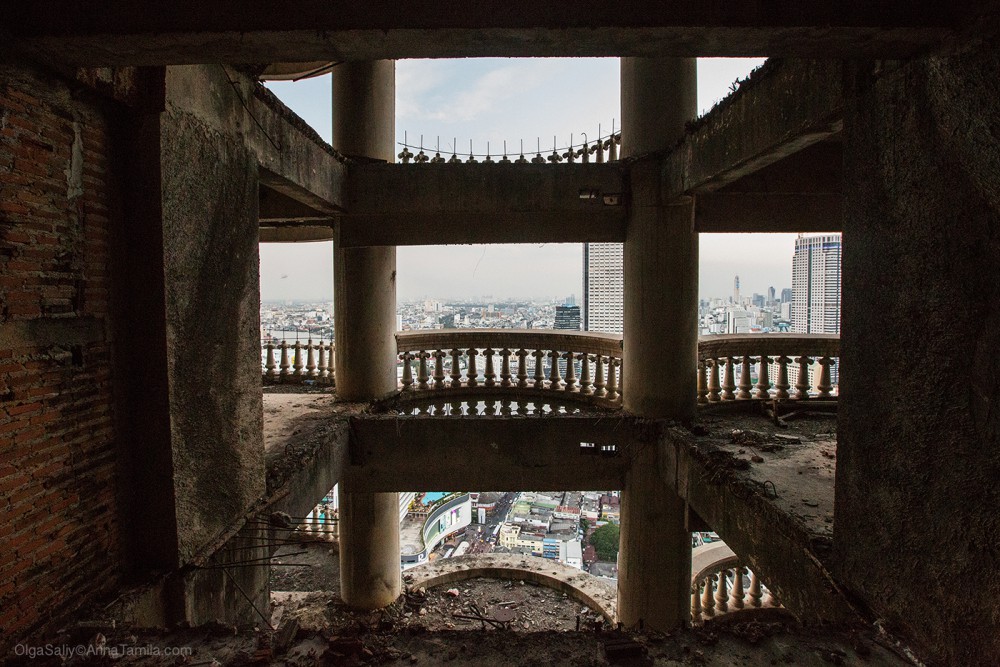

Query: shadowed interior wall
left=836, top=40, right=1000, bottom=666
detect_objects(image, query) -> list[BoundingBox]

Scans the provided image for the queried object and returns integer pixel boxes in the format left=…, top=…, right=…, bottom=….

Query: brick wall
left=0, top=65, right=120, bottom=645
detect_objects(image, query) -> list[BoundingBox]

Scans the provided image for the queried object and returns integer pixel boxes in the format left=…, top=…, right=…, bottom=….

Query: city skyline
left=260, top=57, right=800, bottom=303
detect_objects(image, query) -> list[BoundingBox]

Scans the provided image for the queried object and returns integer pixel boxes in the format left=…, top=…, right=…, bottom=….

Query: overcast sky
left=261, top=58, right=795, bottom=302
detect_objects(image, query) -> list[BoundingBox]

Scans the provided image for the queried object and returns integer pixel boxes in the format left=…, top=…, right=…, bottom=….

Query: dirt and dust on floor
left=15, top=590, right=912, bottom=667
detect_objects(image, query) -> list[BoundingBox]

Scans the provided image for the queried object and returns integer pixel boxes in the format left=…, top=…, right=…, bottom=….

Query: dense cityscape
left=269, top=233, right=842, bottom=576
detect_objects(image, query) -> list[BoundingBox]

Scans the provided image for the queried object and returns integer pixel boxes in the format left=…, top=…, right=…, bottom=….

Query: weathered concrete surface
left=346, top=414, right=629, bottom=492
left=406, top=554, right=618, bottom=624
left=695, top=193, right=841, bottom=233
left=340, top=163, right=625, bottom=246
left=837, top=38, right=1000, bottom=665
left=660, top=415, right=857, bottom=625
left=5, top=3, right=959, bottom=64
left=161, top=65, right=264, bottom=565
left=662, top=60, right=843, bottom=199
left=262, top=393, right=352, bottom=521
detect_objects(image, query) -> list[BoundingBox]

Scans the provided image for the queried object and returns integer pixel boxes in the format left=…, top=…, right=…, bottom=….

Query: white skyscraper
left=583, top=242, right=624, bottom=334
left=791, top=233, right=842, bottom=388
left=791, top=234, right=842, bottom=334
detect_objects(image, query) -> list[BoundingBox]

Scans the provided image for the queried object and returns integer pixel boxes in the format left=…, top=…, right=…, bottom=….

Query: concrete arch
left=405, top=553, right=617, bottom=623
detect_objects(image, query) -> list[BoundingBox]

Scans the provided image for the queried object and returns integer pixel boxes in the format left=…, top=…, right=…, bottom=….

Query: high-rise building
left=554, top=305, right=581, bottom=331
left=767, top=286, right=776, bottom=304
left=583, top=243, right=623, bottom=334
left=791, top=233, right=842, bottom=387
left=733, top=275, right=741, bottom=305
left=780, top=288, right=793, bottom=304
left=791, top=234, right=842, bottom=335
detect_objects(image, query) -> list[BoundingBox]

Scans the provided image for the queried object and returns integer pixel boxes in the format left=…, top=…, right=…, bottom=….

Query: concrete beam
left=659, top=428, right=856, bottom=624
left=250, top=86, right=346, bottom=215
left=343, top=415, right=629, bottom=492
left=695, top=193, right=842, bottom=233
left=663, top=60, right=844, bottom=199
left=259, top=225, right=335, bottom=243
left=259, top=184, right=332, bottom=222
left=6, top=3, right=957, bottom=64
left=339, top=163, right=626, bottom=247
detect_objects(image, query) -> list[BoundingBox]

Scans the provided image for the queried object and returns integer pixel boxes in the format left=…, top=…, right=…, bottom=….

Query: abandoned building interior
left=1, top=4, right=999, bottom=665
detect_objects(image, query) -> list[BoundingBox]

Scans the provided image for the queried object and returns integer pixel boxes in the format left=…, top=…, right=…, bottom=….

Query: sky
left=260, top=58, right=796, bottom=302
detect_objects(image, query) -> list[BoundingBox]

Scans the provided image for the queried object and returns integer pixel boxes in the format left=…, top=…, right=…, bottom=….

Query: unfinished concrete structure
left=1, top=4, right=998, bottom=665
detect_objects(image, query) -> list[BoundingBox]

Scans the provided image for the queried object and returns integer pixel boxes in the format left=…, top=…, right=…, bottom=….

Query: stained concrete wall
left=161, top=65, right=264, bottom=565
left=836, top=39, right=1000, bottom=665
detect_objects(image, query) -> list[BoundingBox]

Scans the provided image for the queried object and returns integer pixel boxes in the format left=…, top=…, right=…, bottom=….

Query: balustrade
left=395, top=331, right=837, bottom=406
left=261, top=338, right=335, bottom=386
left=396, top=329, right=624, bottom=407
left=697, top=334, right=839, bottom=403
left=690, top=556, right=779, bottom=625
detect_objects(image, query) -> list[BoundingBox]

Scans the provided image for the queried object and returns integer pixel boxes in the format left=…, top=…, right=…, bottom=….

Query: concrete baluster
left=606, top=358, right=619, bottom=401
left=714, top=569, right=729, bottom=614
left=417, top=351, right=429, bottom=390
left=722, top=356, right=736, bottom=400
left=450, top=348, right=462, bottom=388
left=516, top=349, right=529, bottom=388
left=292, top=340, right=303, bottom=377
left=774, top=355, right=790, bottom=399
left=755, top=355, right=771, bottom=399
left=794, top=356, right=813, bottom=399
left=594, top=355, right=607, bottom=397
left=466, top=348, right=478, bottom=388
left=264, top=341, right=276, bottom=381
left=737, top=355, right=753, bottom=399
left=579, top=353, right=593, bottom=394
left=730, top=566, right=746, bottom=609
left=564, top=352, right=577, bottom=391
left=533, top=349, right=546, bottom=388
left=306, top=339, right=317, bottom=378
left=708, top=359, right=721, bottom=401
left=817, top=356, right=833, bottom=398
left=433, top=349, right=446, bottom=389
left=701, top=577, right=715, bottom=618
left=548, top=349, right=562, bottom=389
left=501, top=348, right=513, bottom=387
left=483, top=347, right=496, bottom=387
left=317, top=341, right=328, bottom=379
left=400, top=351, right=413, bottom=389
left=279, top=341, right=290, bottom=380
left=748, top=571, right=763, bottom=608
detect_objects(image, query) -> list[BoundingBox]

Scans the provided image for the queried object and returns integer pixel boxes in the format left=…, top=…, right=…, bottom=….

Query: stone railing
left=395, top=331, right=837, bottom=407
left=691, top=555, right=779, bottom=625
left=395, top=329, right=624, bottom=407
left=262, top=339, right=335, bottom=385
left=697, top=333, right=839, bottom=403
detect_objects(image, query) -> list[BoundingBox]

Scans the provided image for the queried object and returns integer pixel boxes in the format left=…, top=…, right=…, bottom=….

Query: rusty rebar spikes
left=396, top=126, right=622, bottom=163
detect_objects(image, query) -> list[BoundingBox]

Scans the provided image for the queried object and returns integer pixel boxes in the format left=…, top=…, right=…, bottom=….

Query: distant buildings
left=554, top=304, right=581, bottom=331
left=583, top=243, right=623, bottom=334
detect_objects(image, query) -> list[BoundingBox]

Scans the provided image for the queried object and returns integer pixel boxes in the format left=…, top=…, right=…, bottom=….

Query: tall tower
left=733, top=275, right=740, bottom=304
left=791, top=234, right=842, bottom=335
left=583, top=242, right=624, bottom=333
left=791, top=233, right=842, bottom=387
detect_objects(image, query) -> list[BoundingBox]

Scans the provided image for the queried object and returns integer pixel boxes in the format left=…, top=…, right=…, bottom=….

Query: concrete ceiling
left=5, top=2, right=968, bottom=66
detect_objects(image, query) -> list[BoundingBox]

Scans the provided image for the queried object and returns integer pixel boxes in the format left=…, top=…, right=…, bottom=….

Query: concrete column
left=332, top=60, right=401, bottom=608
left=618, top=57, right=697, bottom=631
